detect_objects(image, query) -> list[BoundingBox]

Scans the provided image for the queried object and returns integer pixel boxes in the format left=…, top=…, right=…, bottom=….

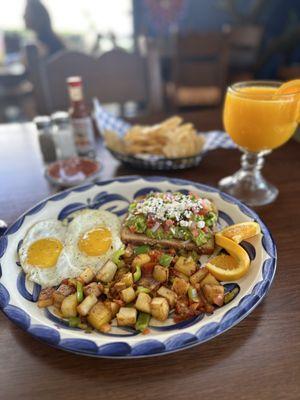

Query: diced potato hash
left=174, top=256, right=197, bottom=276
left=96, top=260, right=118, bottom=283
left=87, top=302, right=112, bottom=330
left=151, top=297, right=169, bottom=321
left=135, top=292, right=152, bottom=314
left=172, top=277, right=190, bottom=296
left=37, top=244, right=227, bottom=333
left=77, top=293, right=98, bottom=316
left=117, top=307, right=137, bottom=326
left=79, top=267, right=95, bottom=284
left=153, top=265, right=169, bottom=282
left=120, top=287, right=136, bottom=303
left=61, top=293, right=78, bottom=318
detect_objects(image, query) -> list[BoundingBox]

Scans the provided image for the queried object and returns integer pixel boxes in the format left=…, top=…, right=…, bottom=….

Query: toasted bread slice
left=121, top=227, right=214, bottom=254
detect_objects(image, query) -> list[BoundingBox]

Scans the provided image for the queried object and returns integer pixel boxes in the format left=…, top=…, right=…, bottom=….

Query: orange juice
left=223, top=86, right=299, bottom=152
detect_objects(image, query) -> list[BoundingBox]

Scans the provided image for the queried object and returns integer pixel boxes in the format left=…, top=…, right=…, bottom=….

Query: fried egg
left=19, top=220, right=80, bottom=287
left=65, top=209, right=122, bottom=273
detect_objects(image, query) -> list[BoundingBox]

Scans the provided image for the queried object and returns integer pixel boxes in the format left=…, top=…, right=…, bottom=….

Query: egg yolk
left=27, top=238, right=63, bottom=268
left=78, top=227, right=112, bottom=256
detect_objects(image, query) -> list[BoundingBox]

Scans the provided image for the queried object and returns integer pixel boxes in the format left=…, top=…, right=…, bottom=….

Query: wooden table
left=0, top=115, right=299, bottom=400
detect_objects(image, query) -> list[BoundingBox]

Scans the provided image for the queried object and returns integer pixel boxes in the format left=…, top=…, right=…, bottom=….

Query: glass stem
left=238, top=150, right=270, bottom=190
left=241, top=150, right=266, bottom=175
left=219, top=149, right=278, bottom=206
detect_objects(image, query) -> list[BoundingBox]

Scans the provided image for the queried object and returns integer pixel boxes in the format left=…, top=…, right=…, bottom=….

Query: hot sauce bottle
left=67, top=76, right=96, bottom=158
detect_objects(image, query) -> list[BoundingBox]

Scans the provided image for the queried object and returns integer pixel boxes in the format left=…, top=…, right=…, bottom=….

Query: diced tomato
left=61, top=279, right=69, bottom=285
left=163, top=219, right=174, bottom=231
left=168, top=248, right=176, bottom=255
left=149, top=249, right=163, bottom=262
left=192, top=229, right=199, bottom=238
left=197, top=209, right=207, bottom=216
left=129, top=225, right=136, bottom=233
left=190, top=221, right=196, bottom=230
left=141, top=262, right=156, bottom=275
left=189, top=191, right=199, bottom=199
left=146, top=218, right=155, bottom=229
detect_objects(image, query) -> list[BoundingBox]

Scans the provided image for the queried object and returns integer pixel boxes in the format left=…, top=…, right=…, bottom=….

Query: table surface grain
left=0, top=112, right=299, bottom=400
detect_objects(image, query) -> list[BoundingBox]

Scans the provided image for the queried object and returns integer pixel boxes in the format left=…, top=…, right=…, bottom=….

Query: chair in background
left=227, top=25, right=264, bottom=82
left=25, top=44, right=163, bottom=117
left=166, top=32, right=229, bottom=110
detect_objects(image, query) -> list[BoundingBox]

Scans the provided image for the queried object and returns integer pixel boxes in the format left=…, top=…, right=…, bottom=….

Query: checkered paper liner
left=93, top=99, right=235, bottom=170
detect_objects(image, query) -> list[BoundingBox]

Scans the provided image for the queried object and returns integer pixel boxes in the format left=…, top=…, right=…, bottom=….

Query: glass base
left=219, top=169, right=278, bottom=206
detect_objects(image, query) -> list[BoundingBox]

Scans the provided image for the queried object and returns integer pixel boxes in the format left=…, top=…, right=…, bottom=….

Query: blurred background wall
left=0, top=0, right=299, bottom=123
left=134, top=0, right=300, bottom=79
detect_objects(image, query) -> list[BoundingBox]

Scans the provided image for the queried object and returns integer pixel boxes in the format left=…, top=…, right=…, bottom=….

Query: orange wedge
left=276, top=79, right=300, bottom=95
left=207, top=254, right=238, bottom=270
left=206, top=234, right=250, bottom=281
left=218, top=222, right=261, bottom=243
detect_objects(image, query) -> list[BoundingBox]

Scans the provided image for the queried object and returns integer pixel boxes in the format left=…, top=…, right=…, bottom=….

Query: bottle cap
left=33, top=116, right=52, bottom=129
left=67, top=76, right=82, bottom=87
left=51, top=111, right=70, bottom=124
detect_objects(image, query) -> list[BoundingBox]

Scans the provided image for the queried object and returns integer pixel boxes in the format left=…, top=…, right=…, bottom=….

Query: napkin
left=93, top=99, right=236, bottom=153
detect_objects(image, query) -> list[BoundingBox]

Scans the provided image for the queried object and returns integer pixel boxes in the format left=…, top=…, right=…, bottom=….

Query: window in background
left=0, top=0, right=134, bottom=53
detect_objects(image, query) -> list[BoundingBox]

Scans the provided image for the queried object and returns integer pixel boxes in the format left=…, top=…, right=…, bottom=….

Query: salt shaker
left=34, top=116, right=57, bottom=163
left=51, top=111, right=77, bottom=160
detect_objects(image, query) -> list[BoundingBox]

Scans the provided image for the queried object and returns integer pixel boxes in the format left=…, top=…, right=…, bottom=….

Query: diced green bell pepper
left=135, top=312, right=151, bottom=331
left=69, top=316, right=81, bottom=327
left=136, top=286, right=151, bottom=294
left=133, top=265, right=141, bottom=282
left=134, top=245, right=150, bottom=255
left=159, top=253, right=173, bottom=267
left=205, top=212, right=217, bottom=227
left=76, top=281, right=84, bottom=303
left=195, top=230, right=208, bottom=246
left=112, top=245, right=125, bottom=267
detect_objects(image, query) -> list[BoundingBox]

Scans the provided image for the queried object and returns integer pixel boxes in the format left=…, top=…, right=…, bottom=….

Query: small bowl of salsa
left=45, top=157, right=101, bottom=187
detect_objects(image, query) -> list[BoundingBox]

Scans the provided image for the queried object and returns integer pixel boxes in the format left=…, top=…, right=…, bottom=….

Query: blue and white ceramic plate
left=0, top=176, right=276, bottom=358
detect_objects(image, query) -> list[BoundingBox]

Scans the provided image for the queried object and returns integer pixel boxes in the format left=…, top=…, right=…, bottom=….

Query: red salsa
left=47, top=157, right=100, bottom=184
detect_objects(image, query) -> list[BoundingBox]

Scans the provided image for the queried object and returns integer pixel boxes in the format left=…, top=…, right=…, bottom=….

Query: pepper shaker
left=34, top=116, right=57, bottom=163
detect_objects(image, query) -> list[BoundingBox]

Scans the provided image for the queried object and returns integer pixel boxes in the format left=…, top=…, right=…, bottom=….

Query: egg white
left=19, top=219, right=80, bottom=288
left=65, top=209, right=122, bottom=273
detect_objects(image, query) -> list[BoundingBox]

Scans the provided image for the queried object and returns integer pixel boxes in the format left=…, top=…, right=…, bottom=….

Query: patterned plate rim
left=0, top=175, right=277, bottom=358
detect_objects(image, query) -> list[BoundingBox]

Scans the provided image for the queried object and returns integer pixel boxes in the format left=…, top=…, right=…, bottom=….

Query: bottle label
left=71, top=117, right=95, bottom=156
left=69, top=86, right=83, bottom=102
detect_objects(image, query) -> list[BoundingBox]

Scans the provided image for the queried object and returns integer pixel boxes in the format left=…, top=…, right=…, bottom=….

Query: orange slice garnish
left=218, top=222, right=261, bottom=243
left=206, top=234, right=250, bottom=281
left=276, top=79, right=300, bottom=95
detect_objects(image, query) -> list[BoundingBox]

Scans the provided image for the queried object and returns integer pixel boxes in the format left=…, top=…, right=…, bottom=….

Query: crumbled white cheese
left=179, top=220, right=189, bottom=227
left=197, top=221, right=205, bottom=229
left=133, top=192, right=211, bottom=225
left=184, top=210, right=192, bottom=219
